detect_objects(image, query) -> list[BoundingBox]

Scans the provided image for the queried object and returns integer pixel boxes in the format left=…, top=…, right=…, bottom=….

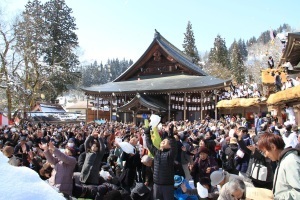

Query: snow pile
left=0, top=151, right=65, bottom=200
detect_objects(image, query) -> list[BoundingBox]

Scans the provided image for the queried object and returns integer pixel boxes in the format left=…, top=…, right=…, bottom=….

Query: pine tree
left=182, top=21, right=200, bottom=64
left=208, top=35, right=230, bottom=70
left=247, top=36, right=257, bottom=47
left=43, top=0, right=79, bottom=99
left=230, top=40, right=245, bottom=84
left=238, top=39, right=248, bottom=60
left=204, top=35, right=231, bottom=79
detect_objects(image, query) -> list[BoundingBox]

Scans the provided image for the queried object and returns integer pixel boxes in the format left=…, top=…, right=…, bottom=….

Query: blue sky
left=3, top=0, right=300, bottom=64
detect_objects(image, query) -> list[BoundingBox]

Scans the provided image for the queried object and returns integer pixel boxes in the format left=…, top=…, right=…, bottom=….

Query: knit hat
left=174, top=175, right=184, bottom=187
left=199, top=146, right=209, bottom=155
left=2, top=146, right=14, bottom=157
left=210, top=171, right=225, bottom=186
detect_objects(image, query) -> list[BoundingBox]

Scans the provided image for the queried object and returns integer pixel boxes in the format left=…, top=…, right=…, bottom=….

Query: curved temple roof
left=118, top=93, right=167, bottom=112
left=83, top=30, right=229, bottom=95
left=82, top=74, right=228, bottom=95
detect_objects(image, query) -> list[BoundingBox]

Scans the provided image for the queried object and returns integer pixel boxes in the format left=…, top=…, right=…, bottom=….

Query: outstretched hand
left=39, top=143, right=48, bottom=151
left=48, top=141, right=55, bottom=151
left=168, top=123, right=174, bottom=137
left=144, top=127, right=151, bottom=135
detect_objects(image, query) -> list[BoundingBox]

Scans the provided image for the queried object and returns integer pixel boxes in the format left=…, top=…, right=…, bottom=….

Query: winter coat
left=235, top=134, right=251, bottom=173
left=80, top=136, right=105, bottom=185
left=174, top=180, right=198, bottom=200
left=119, top=150, right=142, bottom=188
left=237, top=139, right=273, bottom=187
left=190, top=156, right=218, bottom=183
left=221, top=144, right=238, bottom=174
left=145, top=128, right=177, bottom=185
left=181, top=141, right=192, bottom=165
left=44, top=148, right=77, bottom=195
left=273, top=148, right=300, bottom=200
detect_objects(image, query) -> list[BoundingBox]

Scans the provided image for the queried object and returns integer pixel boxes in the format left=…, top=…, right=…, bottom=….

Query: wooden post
left=200, top=92, right=203, bottom=120
left=124, top=95, right=127, bottom=123
left=168, top=93, right=171, bottom=121
left=109, top=96, right=112, bottom=121
left=215, top=95, right=218, bottom=120
left=184, top=92, right=187, bottom=121
left=97, top=97, right=99, bottom=120
left=86, top=97, right=88, bottom=124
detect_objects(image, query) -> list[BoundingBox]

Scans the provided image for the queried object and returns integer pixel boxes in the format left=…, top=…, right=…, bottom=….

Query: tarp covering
left=267, top=85, right=300, bottom=105
left=216, top=98, right=260, bottom=108
left=261, top=69, right=287, bottom=85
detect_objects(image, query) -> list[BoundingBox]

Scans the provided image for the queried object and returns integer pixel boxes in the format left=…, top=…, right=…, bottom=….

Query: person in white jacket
left=282, top=124, right=298, bottom=148
left=258, top=133, right=300, bottom=200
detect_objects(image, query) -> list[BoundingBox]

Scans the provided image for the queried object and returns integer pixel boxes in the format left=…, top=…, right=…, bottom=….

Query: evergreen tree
left=238, top=39, right=248, bottom=60
left=277, top=23, right=291, bottom=33
left=204, top=35, right=231, bottom=79
left=257, top=30, right=271, bottom=44
left=247, top=36, right=257, bottom=47
left=43, top=0, right=79, bottom=99
left=208, top=35, right=230, bottom=70
left=230, top=40, right=245, bottom=84
left=182, top=21, right=200, bottom=64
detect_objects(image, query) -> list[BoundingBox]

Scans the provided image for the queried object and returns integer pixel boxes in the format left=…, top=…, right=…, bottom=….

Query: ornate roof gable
left=114, top=30, right=207, bottom=82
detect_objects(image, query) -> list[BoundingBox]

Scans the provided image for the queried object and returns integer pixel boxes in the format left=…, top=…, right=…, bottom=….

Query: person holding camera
left=39, top=140, right=77, bottom=197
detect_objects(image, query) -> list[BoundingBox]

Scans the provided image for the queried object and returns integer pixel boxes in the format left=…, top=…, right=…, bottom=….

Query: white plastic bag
left=196, top=182, right=208, bottom=198
left=149, top=114, right=161, bottom=128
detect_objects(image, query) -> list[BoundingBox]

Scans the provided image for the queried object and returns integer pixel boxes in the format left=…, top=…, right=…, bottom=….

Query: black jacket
left=237, top=139, right=273, bottom=185
left=145, top=126, right=177, bottom=185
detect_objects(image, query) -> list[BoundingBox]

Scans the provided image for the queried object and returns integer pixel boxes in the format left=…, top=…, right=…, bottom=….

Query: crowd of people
left=220, top=82, right=262, bottom=100
left=0, top=114, right=300, bottom=200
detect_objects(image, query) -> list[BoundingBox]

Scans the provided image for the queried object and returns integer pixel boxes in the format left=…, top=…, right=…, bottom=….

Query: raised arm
left=144, top=127, right=158, bottom=156
left=52, top=148, right=77, bottom=165
left=84, top=135, right=95, bottom=152
left=98, top=135, right=105, bottom=153
left=168, top=124, right=177, bottom=159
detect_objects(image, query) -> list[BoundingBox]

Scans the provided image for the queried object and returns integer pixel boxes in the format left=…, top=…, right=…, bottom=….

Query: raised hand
left=48, top=141, right=55, bottom=151
left=39, top=143, right=48, bottom=151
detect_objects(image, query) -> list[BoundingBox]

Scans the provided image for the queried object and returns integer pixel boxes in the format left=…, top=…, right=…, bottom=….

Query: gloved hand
left=144, top=127, right=151, bottom=135
left=168, top=123, right=174, bottom=137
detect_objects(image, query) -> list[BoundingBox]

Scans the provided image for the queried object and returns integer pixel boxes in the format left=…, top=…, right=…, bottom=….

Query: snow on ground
left=0, top=152, right=65, bottom=200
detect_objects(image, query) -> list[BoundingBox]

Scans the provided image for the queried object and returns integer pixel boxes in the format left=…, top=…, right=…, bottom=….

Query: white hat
left=210, top=171, right=225, bottom=186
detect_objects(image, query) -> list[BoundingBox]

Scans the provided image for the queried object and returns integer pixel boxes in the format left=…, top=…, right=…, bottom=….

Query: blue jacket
left=236, top=134, right=251, bottom=173
left=174, top=180, right=198, bottom=200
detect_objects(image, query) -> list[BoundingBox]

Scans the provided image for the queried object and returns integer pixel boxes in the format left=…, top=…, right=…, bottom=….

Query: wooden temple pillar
left=214, top=95, right=218, bottom=120
left=200, top=92, right=203, bottom=120
left=184, top=92, right=187, bottom=121
left=109, top=97, right=112, bottom=121
left=86, top=97, right=89, bottom=124
left=168, top=93, right=171, bottom=121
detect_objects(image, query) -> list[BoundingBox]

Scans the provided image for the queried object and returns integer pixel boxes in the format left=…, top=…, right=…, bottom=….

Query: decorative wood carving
left=153, top=50, right=161, bottom=61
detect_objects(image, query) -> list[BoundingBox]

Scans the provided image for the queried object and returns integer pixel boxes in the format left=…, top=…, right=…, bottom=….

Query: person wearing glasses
left=257, top=133, right=300, bottom=200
